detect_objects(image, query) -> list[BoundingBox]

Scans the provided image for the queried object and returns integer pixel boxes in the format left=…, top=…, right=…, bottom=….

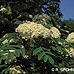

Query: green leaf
left=2, top=65, right=11, bottom=74
left=56, top=46, right=62, bottom=52
left=44, top=24, right=53, bottom=28
left=44, top=55, right=48, bottom=62
left=56, top=38, right=65, bottom=45
left=55, top=44, right=58, bottom=47
left=15, top=49, right=20, bottom=57
left=51, top=46, right=56, bottom=50
left=33, top=47, right=42, bottom=55
left=62, top=48, right=68, bottom=53
left=5, top=66, right=11, bottom=74
left=0, top=57, right=2, bottom=64
left=2, top=68, right=7, bottom=74
left=48, top=56, right=54, bottom=64
left=21, top=48, right=25, bottom=57
left=60, top=28, right=66, bottom=32
left=51, top=38, right=56, bottom=43
left=38, top=52, right=45, bottom=60
left=0, top=37, right=8, bottom=42
left=14, top=21, right=23, bottom=24
left=8, top=52, right=14, bottom=60
left=45, top=51, right=55, bottom=56
left=1, top=42, right=12, bottom=48
left=30, top=44, right=34, bottom=47
left=14, top=39, right=18, bottom=43
left=9, top=45, right=22, bottom=48
left=2, top=55, right=7, bottom=60
left=0, top=47, right=16, bottom=50
left=0, top=65, right=7, bottom=68
left=42, top=47, right=48, bottom=51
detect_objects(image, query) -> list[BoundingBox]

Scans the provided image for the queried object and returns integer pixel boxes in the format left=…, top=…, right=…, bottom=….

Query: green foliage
left=32, top=37, right=74, bottom=65
left=30, top=43, right=35, bottom=47
left=59, top=18, right=74, bottom=39
left=48, top=56, right=54, bottom=65
left=0, top=33, right=25, bottom=74
left=33, top=47, right=43, bottom=55
left=13, top=20, right=27, bottom=25
left=21, top=48, right=25, bottom=57
left=44, top=55, right=48, bottom=62
left=0, top=32, right=74, bottom=74
left=56, top=38, right=74, bottom=48
left=14, top=21, right=23, bottom=25
left=38, top=52, right=45, bottom=60
left=0, top=0, right=74, bottom=74
left=1, top=65, right=11, bottom=74
left=1, top=26, right=74, bottom=74
left=33, top=47, right=54, bottom=64
left=44, top=24, right=53, bottom=28
left=62, top=19, right=74, bottom=32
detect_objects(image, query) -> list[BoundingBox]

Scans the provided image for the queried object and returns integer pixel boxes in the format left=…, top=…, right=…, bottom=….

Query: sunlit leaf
left=33, top=47, right=42, bottom=55
left=44, top=55, right=48, bottom=62
left=45, top=51, right=55, bottom=56
left=21, top=48, right=25, bottom=57
left=48, top=56, right=54, bottom=64
left=15, top=49, right=20, bottom=57
left=38, top=52, right=45, bottom=60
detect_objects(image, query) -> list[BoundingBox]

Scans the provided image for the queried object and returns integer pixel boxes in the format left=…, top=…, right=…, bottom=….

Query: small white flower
left=0, top=8, right=7, bottom=12
left=2, top=39, right=8, bottom=44
left=66, top=32, right=74, bottom=43
left=29, top=14, right=33, bottom=18
left=9, top=50, right=15, bottom=52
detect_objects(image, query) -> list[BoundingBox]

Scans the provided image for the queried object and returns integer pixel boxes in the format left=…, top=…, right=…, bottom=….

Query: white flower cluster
left=9, top=66, right=26, bottom=74
left=32, top=13, right=51, bottom=25
left=66, top=47, right=74, bottom=58
left=66, top=32, right=74, bottom=43
left=58, top=32, right=74, bottom=58
left=15, top=22, right=51, bottom=40
left=15, top=21, right=61, bottom=40
left=50, top=27, right=61, bottom=38
left=65, top=32, right=74, bottom=58
left=2, top=34, right=15, bottom=44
